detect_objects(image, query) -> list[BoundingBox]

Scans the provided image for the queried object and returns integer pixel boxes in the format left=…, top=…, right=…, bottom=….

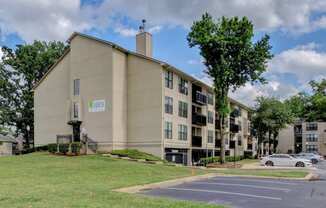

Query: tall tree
left=187, top=14, right=272, bottom=163
left=306, top=79, right=326, bottom=121
left=253, top=97, right=293, bottom=154
left=0, top=41, right=66, bottom=147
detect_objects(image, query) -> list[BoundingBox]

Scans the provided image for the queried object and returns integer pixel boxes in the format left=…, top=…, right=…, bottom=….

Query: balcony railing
left=193, top=91, right=207, bottom=105
left=230, top=123, right=239, bottom=133
left=192, top=113, right=207, bottom=126
left=192, top=136, right=202, bottom=147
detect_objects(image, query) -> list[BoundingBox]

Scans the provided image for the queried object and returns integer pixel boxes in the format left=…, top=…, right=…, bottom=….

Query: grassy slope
left=0, top=153, right=221, bottom=208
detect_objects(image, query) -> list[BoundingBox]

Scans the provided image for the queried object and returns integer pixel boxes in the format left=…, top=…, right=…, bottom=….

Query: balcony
left=193, top=91, right=207, bottom=105
left=192, top=136, right=202, bottom=147
left=192, top=113, right=207, bottom=126
left=215, top=139, right=221, bottom=148
left=230, top=123, right=239, bottom=133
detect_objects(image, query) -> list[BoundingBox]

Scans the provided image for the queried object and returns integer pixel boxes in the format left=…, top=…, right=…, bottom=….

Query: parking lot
left=143, top=162, right=326, bottom=208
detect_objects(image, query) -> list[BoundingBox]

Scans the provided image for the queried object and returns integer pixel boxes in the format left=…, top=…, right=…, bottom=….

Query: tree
left=284, top=92, right=309, bottom=119
left=306, top=79, right=326, bottom=121
left=187, top=14, right=272, bottom=163
left=0, top=41, right=66, bottom=147
left=253, top=97, right=293, bottom=155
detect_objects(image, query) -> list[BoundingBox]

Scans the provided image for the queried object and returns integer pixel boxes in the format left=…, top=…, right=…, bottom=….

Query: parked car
left=296, top=152, right=324, bottom=164
left=260, top=154, right=312, bottom=167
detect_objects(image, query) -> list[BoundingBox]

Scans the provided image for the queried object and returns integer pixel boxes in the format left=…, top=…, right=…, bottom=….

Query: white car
left=296, top=153, right=324, bottom=164
left=260, top=154, right=312, bottom=167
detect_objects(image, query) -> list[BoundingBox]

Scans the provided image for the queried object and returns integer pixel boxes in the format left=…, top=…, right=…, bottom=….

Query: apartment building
left=277, top=121, right=326, bottom=156
left=33, top=30, right=256, bottom=165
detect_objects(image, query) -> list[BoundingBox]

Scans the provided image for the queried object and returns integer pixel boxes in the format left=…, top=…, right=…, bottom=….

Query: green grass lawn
left=218, top=169, right=309, bottom=178
left=0, top=153, right=222, bottom=208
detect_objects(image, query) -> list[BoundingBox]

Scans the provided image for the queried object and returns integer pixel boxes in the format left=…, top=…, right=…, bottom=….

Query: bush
left=200, top=155, right=244, bottom=166
left=35, top=145, right=48, bottom=152
left=21, top=148, right=35, bottom=154
left=48, top=143, right=57, bottom=153
left=58, top=143, right=69, bottom=154
left=70, top=142, right=81, bottom=155
left=111, top=149, right=162, bottom=161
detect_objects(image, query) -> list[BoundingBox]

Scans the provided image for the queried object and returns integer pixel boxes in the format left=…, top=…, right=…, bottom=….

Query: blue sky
left=1, top=0, right=326, bottom=106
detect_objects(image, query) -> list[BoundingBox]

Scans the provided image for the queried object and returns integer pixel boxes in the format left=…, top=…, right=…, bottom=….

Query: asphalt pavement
left=143, top=163, right=326, bottom=208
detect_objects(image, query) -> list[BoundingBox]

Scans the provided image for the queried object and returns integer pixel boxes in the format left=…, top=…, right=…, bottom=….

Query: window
left=164, top=121, right=172, bottom=139
left=306, top=123, right=318, bottom=131
left=306, top=144, right=318, bottom=153
left=178, top=77, right=188, bottom=95
left=165, top=96, right=173, bottom=114
left=165, top=71, right=173, bottom=89
left=178, top=124, right=187, bottom=141
left=207, top=130, right=214, bottom=143
left=306, top=134, right=318, bottom=142
left=207, top=92, right=214, bottom=105
left=178, top=101, right=188, bottom=118
left=207, top=111, right=214, bottom=124
left=73, top=79, right=80, bottom=96
left=73, top=102, right=79, bottom=119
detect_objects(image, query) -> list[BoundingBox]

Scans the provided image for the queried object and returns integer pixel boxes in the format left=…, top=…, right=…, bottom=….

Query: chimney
left=136, top=19, right=152, bottom=57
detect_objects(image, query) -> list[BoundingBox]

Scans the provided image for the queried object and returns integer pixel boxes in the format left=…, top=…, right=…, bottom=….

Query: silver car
left=296, top=153, right=324, bottom=164
left=260, top=154, right=312, bottom=167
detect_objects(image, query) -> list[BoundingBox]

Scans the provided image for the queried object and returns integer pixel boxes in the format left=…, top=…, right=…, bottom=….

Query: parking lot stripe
left=212, top=178, right=298, bottom=185
left=165, top=187, right=283, bottom=200
left=192, top=182, right=291, bottom=192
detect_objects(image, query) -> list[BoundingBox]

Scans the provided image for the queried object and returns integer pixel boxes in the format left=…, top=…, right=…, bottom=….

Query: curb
left=114, top=172, right=310, bottom=194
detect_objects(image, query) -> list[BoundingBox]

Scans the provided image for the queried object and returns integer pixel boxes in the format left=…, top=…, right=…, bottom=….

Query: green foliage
left=70, top=142, right=81, bottom=154
left=34, top=145, right=48, bottom=152
left=48, top=143, right=57, bottom=153
left=111, top=149, right=163, bottom=161
left=252, top=96, right=294, bottom=153
left=187, top=13, right=272, bottom=163
left=200, top=155, right=244, bottom=165
left=58, top=143, right=69, bottom=154
left=0, top=41, right=67, bottom=147
left=285, top=79, right=326, bottom=122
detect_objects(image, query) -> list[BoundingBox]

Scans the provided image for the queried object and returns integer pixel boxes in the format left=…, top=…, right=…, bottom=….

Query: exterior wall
left=302, top=122, right=326, bottom=155
left=277, top=125, right=295, bottom=153
left=112, top=49, right=128, bottom=149
left=126, top=55, right=163, bottom=157
left=69, top=36, right=114, bottom=151
left=0, top=142, right=12, bottom=156
left=34, top=52, right=71, bottom=146
left=163, top=71, right=192, bottom=149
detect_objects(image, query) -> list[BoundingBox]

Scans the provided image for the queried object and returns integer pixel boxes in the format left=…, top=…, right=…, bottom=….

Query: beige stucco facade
left=277, top=122, right=326, bottom=156
left=34, top=32, right=257, bottom=165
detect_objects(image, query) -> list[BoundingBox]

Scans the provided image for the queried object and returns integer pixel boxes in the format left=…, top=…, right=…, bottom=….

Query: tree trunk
left=219, top=116, right=225, bottom=164
left=268, top=130, right=271, bottom=155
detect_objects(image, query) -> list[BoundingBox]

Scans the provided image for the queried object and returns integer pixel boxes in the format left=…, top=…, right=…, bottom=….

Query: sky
left=0, top=0, right=326, bottom=106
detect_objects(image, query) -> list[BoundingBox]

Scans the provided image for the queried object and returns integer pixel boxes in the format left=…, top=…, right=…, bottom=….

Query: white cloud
left=269, top=42, right=326, bottom=84
left=2, top=0, right=326, bottom=42
left=99, top=0, right=326, bottom=34
left=0, top=49, right=3, bottom=62
left=114, top=25, right=163, bottom=37
left=0, top=0, right=97, bottom=42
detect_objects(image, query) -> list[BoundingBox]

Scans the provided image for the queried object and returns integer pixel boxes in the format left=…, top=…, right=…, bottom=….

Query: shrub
left=21, top=148, right=35, bottom=154
left=200, top=155, right=244, bottom=166
left=58, top=143, right=69, bottom=154
left=70, top=142, right=81, bottom=155
left=48, top=143, right=57, bottom=153
left=35, top=145, right=48, bottom=152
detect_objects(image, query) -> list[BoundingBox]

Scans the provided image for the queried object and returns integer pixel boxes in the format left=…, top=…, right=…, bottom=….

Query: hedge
left=200, top=155, right=244, bottom=165
left=70, top=142, right=81, bottom=154
left=48, top=143, right=57, bottom=153
left=58, top=143, right=69, bottom=154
